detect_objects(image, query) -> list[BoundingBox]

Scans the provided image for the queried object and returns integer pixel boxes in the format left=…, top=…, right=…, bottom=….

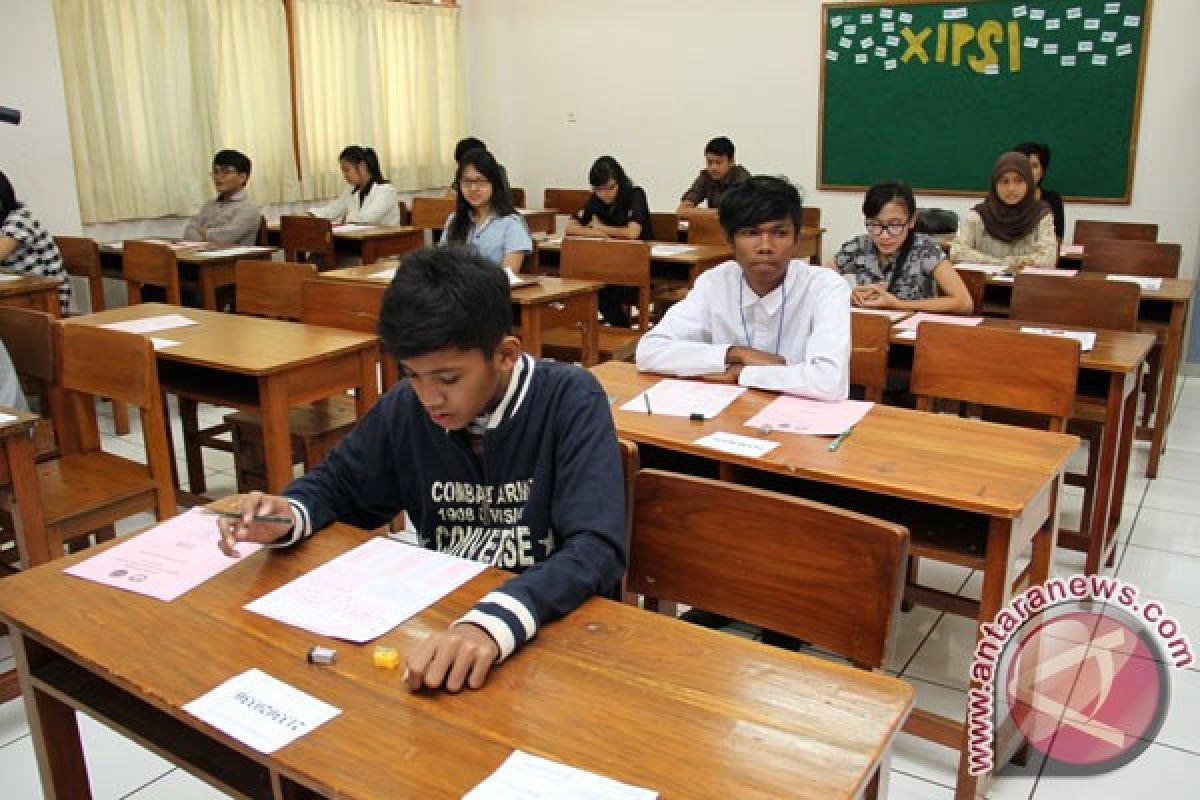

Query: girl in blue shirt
left=440, top=149, right=531, bottom=271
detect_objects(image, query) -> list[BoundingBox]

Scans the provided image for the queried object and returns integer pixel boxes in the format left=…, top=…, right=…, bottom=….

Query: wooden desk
left=592, top=361, right=1076, bottom=800
left=979, top=271, right=1194, bottom=479
left=322, top=265, right=603, bottom=367
left=98, top=242, right=277, bottom=311
left=533, top=237, right=733, bottom=286
left=63, top=304, right=378, bottom=494
left=890, top=319, right=1155, bottom=574
left=0, top=522, right=913, bottom=800
left=264, top=223, right=424, bottom=265
left=0, top=272, right=63, bottom=318
left=677, top=220, right=826, bottom=260
left=518, top=208, right=556, bottom=235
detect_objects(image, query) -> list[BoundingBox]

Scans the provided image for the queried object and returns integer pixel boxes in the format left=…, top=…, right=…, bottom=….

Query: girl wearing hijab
left=950, top=151, right=1057, bottom=269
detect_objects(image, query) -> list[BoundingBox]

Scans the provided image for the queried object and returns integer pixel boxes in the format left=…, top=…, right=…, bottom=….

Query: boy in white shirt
left=636, top=175, right=850, bottom=400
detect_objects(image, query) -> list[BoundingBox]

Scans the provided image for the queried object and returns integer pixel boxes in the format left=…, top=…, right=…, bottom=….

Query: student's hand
left=588, top=218, right=609, bottom=237
left=725, top=346, right=786, bottom=367
left=405, top=622, right=501, bottom=692
left=850, top=284, right=882, bottom=307
left=856, top=288, right=898, bottom=309
left=700, top=365, right=743, bottom=384
left=214, top=491, right=297, bottom=557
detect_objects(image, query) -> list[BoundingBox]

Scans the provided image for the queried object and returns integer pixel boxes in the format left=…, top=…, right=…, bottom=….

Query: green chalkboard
left=818, top=0, right=1151, bottom=202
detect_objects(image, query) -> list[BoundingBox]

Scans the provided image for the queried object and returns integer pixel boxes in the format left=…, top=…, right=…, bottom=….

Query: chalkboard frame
left=817, top=0, right=1153, bottom=204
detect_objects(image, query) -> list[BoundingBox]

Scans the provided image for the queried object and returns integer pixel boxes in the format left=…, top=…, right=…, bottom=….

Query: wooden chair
left=0, top=323, right=175, bottom=560
left=0, top=308, right=68, bottom=461
left=396, top=199, right=410, bottom=226
left=53, top=235, right=131, bottom=434
left=1011, top=274, right=1141, bottom=553
left=509, top=187, right=527, bottom=207
left=234, top=260, right=318, bottom=320
left=850, top=312, right=891, bottom=403
left=797, top=206, right=823, bottom=261
left=410, top=196, right=457, bottom=231
left=954, top=267, right=988, bottom=315
left=616, top=439, right=639, bottom=603
left=542, top=188, right=591, bottom=218
left=627, top=469, right=908, bottom=799
left=684, top=210, right=725, bottom=245
left=648, top=212, right=679, bottom=242
left=122, top=240, right=181, bottom=305
left=1073, top=219, right=1158, bottom=246
left=903, top=323, right=1078, bottom=617
left=541, top=238, right=652, bottom=363
left=255, top=216, right=270, bottom=247
left=280, top=215, right=336, bottom=268
left=225, top=277, right=390, bottom=492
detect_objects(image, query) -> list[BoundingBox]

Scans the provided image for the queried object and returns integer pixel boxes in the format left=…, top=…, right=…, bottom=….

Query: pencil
left=643, top=390, right=653, bottom=415
left=827, top=425, right=856, bottom=452
left=205, top=509, right=293, bottom=526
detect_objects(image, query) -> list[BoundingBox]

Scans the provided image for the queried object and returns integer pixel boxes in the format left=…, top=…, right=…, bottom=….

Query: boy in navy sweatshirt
left=216, top=245, right=626, bottom=692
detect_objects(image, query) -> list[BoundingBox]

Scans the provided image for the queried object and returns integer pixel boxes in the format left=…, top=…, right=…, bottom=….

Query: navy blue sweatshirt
left=278, top=353, right=626, bottom=660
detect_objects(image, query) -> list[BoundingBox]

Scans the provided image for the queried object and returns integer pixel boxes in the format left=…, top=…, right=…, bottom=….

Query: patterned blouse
left=834, top=232, right=946, bottom=300
left=1, top=207, right=70, bottom=313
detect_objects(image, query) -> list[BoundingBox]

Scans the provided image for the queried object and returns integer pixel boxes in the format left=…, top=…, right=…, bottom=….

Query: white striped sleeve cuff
left=264, top=499, right=312, bottom=548
left=456, top=591, right=538, bottom=662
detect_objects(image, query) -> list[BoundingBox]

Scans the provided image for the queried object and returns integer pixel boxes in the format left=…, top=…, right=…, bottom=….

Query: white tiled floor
left=1, top=380, right=1198, bottom=798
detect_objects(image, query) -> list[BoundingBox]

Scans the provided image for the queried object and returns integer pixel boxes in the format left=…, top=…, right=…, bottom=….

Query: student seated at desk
left=447, top=137, right=510, bottom=194
left=216, top=246, right=626, bottom=693
left=949, top=151, right=1056, bottom=269
left=676, top=136, right=751, bottom=215
left=638, top=175, right=850, bottom=400
left=564, top=155, right=653, bottom=327
left=1013, top=141, right=1065, bottom=240
left=835, top=182, right=973, bottom=314
left=1, top=340, right=29, bottom=411
left=439, top=149, right=532, bottom=272
left=182, top=149, right=261, bottom=246
left=0, top=170, right=70, bottom=314
left=309, top=145, right=400, bottom=226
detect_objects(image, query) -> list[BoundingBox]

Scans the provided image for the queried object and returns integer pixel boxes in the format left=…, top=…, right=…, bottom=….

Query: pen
left=205, top=509, right=293, bottom=526
left=643, top=390, right=653, bottom=415
left=827, top=425, right=856, bottom=452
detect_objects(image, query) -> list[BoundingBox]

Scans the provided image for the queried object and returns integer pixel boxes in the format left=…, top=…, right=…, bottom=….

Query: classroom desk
left=592, top=361, right=1077, bottom=800
left=63, top=304, right=378, bottom=495
left=0, top=522, right=913, bottom=800
left=98, top=241, right=277, bottom=311
left=889, top=318, right=1155, bottom=575
left=321, top=265, right=603, bottom=367
left=533, top=236, right=733, bottom=286
left=977, top=271, right=1194, bottom=479
left=0, top=272, right=64, bottom=318
left=678, top=219, right=826, bottom=261
left=406, top=208, right=557, bottom=237
left=264, top=222, right=424, bottom=265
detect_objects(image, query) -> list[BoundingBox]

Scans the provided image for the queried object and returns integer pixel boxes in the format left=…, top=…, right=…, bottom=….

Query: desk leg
left=519, top=306, right=544, bottom=359
left=582, top=292, right=599, bottom=367
left=1146, top=303, right=1186, bottom=479
left=6, top=430, right=51, bottom=567
left=13, top=634, right=93, bottom=800
left=355, top=349, right=380, bottom=417
left=198, top=269, right=218, bottom=311
left=1084, top=372, right=1130, bottom=575
left=1107, top=370, right=1141, bottom=564
left=361, top=240, right=379, bottom=265
left=258, top=376, right=293, bottom=495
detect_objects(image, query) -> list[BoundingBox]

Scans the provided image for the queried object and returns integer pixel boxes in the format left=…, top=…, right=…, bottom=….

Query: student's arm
left=204, top=202, right=262, bottom=245
left=1012, top=215, right=1058, bottom=268
left=948, top=212, right=1004, bottom=266
left=310, top=190, right=350, bottom=222
left=564, top=199, right=604, bottom=238
left=856, top=259, right=973, bottom=314
left=181, top=212, right=204, bottom=242
left=500, top=214, right=533, bottom=271
left=1, top=211, right=34, bottom=259
left=345, top=184, right=399, bottom=225
left=635, top=276, right=730, bottom=375
left=0, top=237, right=16, bottom=260
left=676, top=171, right=707, bottom=213
left=738, top=276, right=851, bottom=400
left=602, top=187, right=650, bottom=241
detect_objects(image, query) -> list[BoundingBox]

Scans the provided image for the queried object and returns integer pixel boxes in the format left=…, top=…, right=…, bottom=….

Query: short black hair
left=705, top=136, right=735, bottom=159
left=378, top=246, right=513, bottom=360
left=0, top=170, right=20, bottom=222
left=213, top=149, right=252, bottom=177
left=862, top=181, right=916, bottom=219
left=718, top=175, right=802, bottom=239
left=454, top=136, right=488, bottom=163
left=1013, top=141, right=1051, bottom=172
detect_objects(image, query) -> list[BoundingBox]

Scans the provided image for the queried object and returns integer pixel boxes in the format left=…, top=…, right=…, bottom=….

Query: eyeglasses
left=865, top=221, right=908, bottom=236
left=459, top=178, right=491, bottom=189
left=211, top=166, right=241, bottom=177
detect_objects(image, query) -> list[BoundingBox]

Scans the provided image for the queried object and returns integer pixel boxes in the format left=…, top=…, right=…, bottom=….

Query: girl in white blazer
left=310, top=145, right=400, bottom=226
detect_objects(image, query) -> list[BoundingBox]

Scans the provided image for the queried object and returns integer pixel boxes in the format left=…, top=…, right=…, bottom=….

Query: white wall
left=461, top=0, right=1200, bottom=284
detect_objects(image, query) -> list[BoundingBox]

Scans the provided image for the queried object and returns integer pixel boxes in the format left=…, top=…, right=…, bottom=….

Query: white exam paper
left=101, top=314, right=198, bottom=335
left=464, top=750, right=658, bottom=800
left=150, top=338, right=181, bottom=350
left=184, top=669, right=340, bottom=754
left=1105, top=275, right=1161, bottom=291
left=332, top=224, right=375, bottom=233
left=650, top=244, right=696, bottom=257
left=620, top=380, right=745, bottom=420
left=372, top=267, right=398, bottom=281
left=244, top=537, right=486, bottom=642
left=694, top=432, right=780, bottom=459
left=1020, top=327, right=1097, bottom=351
left=191, top=246, right=268, bottom=258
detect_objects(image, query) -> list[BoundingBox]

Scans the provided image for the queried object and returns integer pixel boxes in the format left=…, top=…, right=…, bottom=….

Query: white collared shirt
left=311, top=183, right=401, bottom=225
left=635, top=259, right=851, bottom=400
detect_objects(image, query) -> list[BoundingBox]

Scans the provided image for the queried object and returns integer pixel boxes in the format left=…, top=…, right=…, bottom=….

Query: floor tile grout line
left=895, top=569, right=974, bottom=678
left=889, top=766, right=958, bottom=791
left=0, top=730, right=32, bottom=751
left=118, top=767, right=178, bottom=800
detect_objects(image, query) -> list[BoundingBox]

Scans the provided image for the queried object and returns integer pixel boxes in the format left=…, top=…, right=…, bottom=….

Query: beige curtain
left=292, top=0, right=465, bottom=199
left=54, top=0, right=296, bottom=223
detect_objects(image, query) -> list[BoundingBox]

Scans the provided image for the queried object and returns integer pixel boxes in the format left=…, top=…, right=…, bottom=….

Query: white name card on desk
left=372, top=267, right=398, bottom=281
left=744, top=395, right=873, bottom=436
left=1060, top=244, right=1085, bottom=256
left=954, top=262, right=1007, bottom=274
left=620, top=380, right=745, bottom=419
left=150, top=337, right=181, bottom=350
left=184, top=669, right=340, bottom=754
left=694, top=431, right=780, bottom=459
left=465, top=750, right=658, bottom=800
left=244, top=537, right=485, bottom=642
left=1106, top=274, right=1162, bottom=291
left=101, top=314, right=198, bottom=334
left=650, top=244, right=697, bottom=257
left=0, top=274, right=24, bottom=282
left=1021, top=267, right=1078, bottom=277
left=0, top=412, right=17, bottom=424
left=191, top=245, right=270, bottom=258
left=893, top=312, right=983, bottom=332
left=1020, top=326, right=1097, bottom=351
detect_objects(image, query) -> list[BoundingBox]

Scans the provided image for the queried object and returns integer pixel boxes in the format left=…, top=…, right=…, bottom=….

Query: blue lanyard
left=738, top=277, right=787, bottom=355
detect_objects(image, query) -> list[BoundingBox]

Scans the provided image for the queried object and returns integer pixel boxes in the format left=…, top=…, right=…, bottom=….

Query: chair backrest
left=617, top=439, right=639, bottom=601
left=301, top=277, right=396, bottom=390
left=850, top=312, right=891, bottom=403
left=800, top=206, right=822, bottom=228
left=1080, top=239, right=1181, bottom=279
left=280, top=215, right=336, bottom=267
left=953, top=267, right=987, bottom=315
left=542, top=188, right=591, bottom=218
left=1073, top=219, right=1158, bottom=246
left=53, top=235, right=106, bottom=313
left=0, top=307, right=63, bottom=427
left=235, top=261, right=318, bottom=321
left=396, top=199, right=410, bottom=226
left=911, top=323, right=1079, bottom=431
left=509, top=187, right=527, bottom=207
left=255, top=216, right=270, bottom=247
left=560, top=238, right=652, bottom=331
left=121, top=240, right=181, bottom=305
left=410, top=196, right=457, bottom=230
left=648, top=212, right=679, bottom=242
left=686, top=210, right=725, bottom=245
left=629, top=469, right=910, bottom=669
left=1011, top=273, right=1141, bottom=331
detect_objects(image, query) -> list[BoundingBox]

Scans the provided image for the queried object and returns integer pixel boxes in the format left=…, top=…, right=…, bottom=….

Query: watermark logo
left=967, top=575, right=1192, bottom=776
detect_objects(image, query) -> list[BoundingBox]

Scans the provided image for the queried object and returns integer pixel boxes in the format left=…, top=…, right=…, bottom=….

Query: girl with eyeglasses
left=834, top=182, right=972, bottom=314
left=439, top=149, right=531, bottom=272
left=310, top=145, right=400, bottom=226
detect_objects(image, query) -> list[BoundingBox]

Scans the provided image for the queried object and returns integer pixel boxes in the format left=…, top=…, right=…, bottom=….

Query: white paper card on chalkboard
left=1043, top=43, right=1059, bottom=55
left=1046, top=18, right=1061, bottom=30
left=944, top=8, right=968, bottom=21
left=1061, top=55, right=1077, bottom=67
left=1084, top=18, right=1100, bottom=29
left=826, top=50, right=839, bottom=61
left=1013, top=6, right=1028, bottom=18
left=861, top=37, right=874, bottom=49
left=899, top=12, right=913, bottom=24
left=831, top=15, right=843, bottom=28
left=887, top=35, right=900, bottom=47
left=885, top=59, right=898, bottom=70
left=839, top=36, right=852, bottom=48
left=860, top=13, right=873, bottom=24
left=855, top=53, right=868, bottom=64
left=880, top=8, right=893, bottom=19
left=1025, top=36, right=1039, bottom=48
left=1066, top=8, right=1083, bottom=20
left=1124, top=16, right=1140, bottom=27
left=882, top=22, right=895, bottom=33
left=984, top=63, right=1000, bottom=76
left=844, top=24, right=857, bottom=34
left=1079, top=41, right=1094, bottom=52
left=1102, top=31, right=1117, bottom=42
left=1030, top=8, right=1045, bottom=21
left=1105, top=2, right=1120, bottom=13
left=1092, top=54, right=1108, bottom=66
left=875, top=46, right=887, bottom=57
left=1116, top=43, right=1133, bottom=56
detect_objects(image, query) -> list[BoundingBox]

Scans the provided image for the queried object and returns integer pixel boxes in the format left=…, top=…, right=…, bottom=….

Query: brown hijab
left=974, top=151, right=1050, bottom=243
